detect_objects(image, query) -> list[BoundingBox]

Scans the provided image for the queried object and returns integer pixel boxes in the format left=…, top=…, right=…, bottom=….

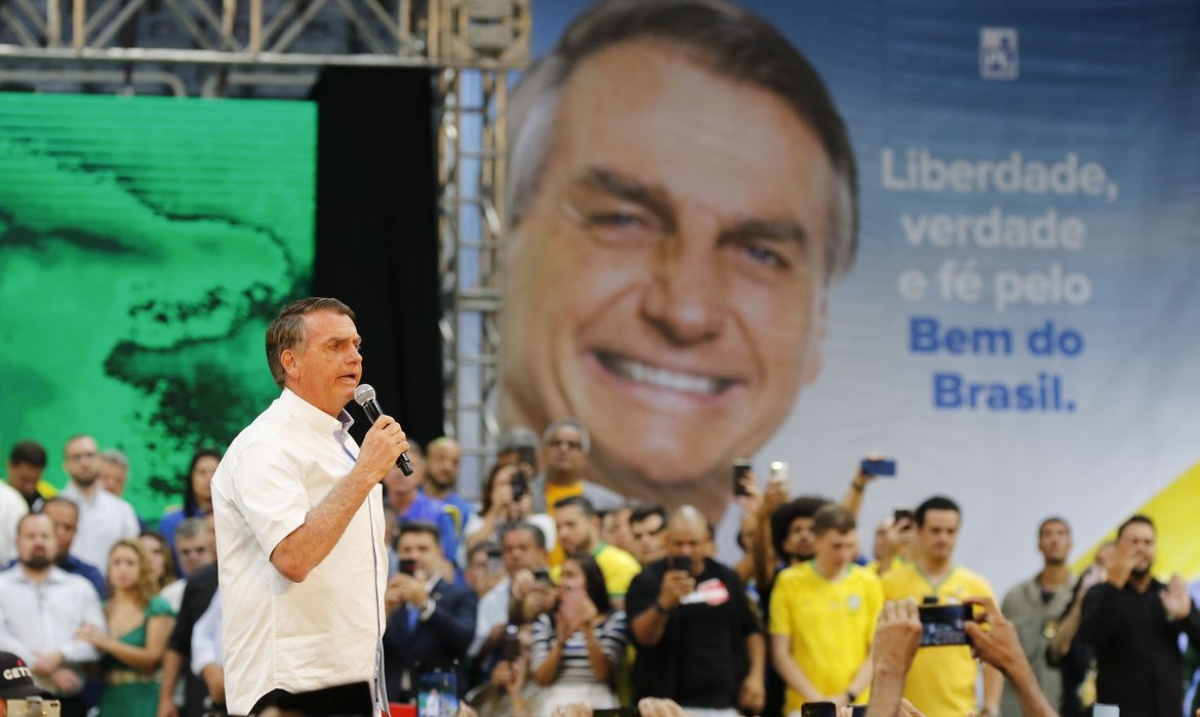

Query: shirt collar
left=278, top=388, right=355, bottom=439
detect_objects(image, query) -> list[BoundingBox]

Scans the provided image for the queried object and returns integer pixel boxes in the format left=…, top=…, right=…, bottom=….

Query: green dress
left=99, top=595, right=176, bottom=717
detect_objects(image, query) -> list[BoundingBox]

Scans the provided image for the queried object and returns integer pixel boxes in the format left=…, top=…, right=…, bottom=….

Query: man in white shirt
left=0, top=479, right=27, bottom=565
left=57, top=434, right=140, bottom=571
left=0, top=513, right=104, bottom=717
left=211, top=297, right=409, bottom=716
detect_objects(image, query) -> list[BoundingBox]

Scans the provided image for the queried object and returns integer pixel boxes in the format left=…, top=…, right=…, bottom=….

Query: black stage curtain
left=312, top=67, right=443, bottom=448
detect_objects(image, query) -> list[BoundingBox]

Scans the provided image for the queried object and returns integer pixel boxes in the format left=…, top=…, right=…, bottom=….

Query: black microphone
left=353, top=383, right=413, bottom=476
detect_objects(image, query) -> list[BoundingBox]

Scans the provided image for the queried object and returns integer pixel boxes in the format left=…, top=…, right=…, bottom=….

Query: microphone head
left=353, top=383, right=376, bottom=406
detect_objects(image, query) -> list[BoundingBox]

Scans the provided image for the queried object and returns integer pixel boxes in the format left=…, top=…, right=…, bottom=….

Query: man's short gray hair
left=99, top=448, right=128, bottom=468
left=506, top=0, right=859, bottom=283
left=177, top=517, right=208, bottom=540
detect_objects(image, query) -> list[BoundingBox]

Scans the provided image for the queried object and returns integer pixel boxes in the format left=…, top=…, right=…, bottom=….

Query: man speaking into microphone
left=211, top=297, right=410, bottom=715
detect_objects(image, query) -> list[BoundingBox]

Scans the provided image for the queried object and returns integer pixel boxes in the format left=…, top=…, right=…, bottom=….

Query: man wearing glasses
left=526, top=419, right=623, bottom=568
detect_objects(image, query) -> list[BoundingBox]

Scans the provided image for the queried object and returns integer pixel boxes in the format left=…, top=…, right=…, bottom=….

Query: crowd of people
left=2, top=416, right=1199, bottom=717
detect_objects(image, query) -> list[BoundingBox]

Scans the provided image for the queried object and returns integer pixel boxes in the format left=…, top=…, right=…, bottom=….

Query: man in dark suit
left=383, top=521, right=478, bottom=702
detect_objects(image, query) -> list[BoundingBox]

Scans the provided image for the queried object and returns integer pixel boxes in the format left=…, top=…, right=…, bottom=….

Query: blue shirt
left=400, top=492, right=460, bottom=565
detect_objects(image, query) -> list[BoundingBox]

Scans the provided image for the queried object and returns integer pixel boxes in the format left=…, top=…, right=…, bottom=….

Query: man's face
left=383, top=466, right=420, bottom=501
left=603, top=507, right=633, bottom=553
left=177, top=533, right=214, bottom=576
left=543, top=426, right=587, bottom=480
left=629, top=513, right=666, bottom=566
left=502, top=528, right=546, bottom=575
left=426, top=442, right=461, bottom=491
left=1117, top=522, right=1156, bottom=576
left=63, top=436, right=100, bottom=487
left=813, top=528, right=857, bottom=575
left=917, top=509, right=960, bottom=563
left=398, top=531, right=439, bottom=575
left=16, top=515, right=56, bottom=569
left=6, top=461, right=43, bottom=499
left=555, top=504, right=596, bottom=555
left=500, top=41, right=833, bottom=499
left=666, top=518, right=708, bottom=574
left=42, top=502, right=78, bottom=555
left=98, top=459, right=129, bottom=496
left=1038, top=520, right=1072, bottom=565
left=783, top=516, right=816, bottom=561
left=282, top=310, right=362, bottom=418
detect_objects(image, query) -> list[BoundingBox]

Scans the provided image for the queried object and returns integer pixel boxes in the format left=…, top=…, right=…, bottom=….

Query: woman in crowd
left=78, top=538, right=176, bottom=716
left=529, top=554, right=627, bottom=714
left=138, top=530, right=178, bottom=590
left=158, top=448, right=222, bottom=555
left=465, top=463, right=556, bottom=553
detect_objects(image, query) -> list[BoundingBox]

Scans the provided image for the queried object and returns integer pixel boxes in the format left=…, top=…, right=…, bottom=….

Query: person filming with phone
left=465, top=465, right=556, bottom=557
left=383, top=521, right=478, bottom=704
left=529, top=554, right=628, bottom=714
left=626, top=506, right=765, bottom=716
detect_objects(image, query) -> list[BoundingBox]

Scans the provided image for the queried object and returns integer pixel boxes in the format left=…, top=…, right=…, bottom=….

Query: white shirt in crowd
left=211, top=389, right=387, bottom=714
left=470, top=576, right=512, bottom=657
left=191, top=587, right=223, bottom=678
left=59, top=482, right=140, bottom=572
left=0, top=481, right=29, bottom=564
left=0, top=566, right=104, bottom=691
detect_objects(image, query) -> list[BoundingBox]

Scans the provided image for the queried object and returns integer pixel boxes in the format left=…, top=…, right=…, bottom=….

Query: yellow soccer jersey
left=770, top=561, right=884, bottom=714
left=881, top=561, right=996, bottom=717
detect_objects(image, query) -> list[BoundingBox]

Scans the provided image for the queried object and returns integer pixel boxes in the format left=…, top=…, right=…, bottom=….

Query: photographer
left=466, top=465, right=556, bottom=556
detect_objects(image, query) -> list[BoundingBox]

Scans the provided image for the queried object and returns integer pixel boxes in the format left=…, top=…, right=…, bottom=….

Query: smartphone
left=893, top=506, right=914, bottom=524
left=593, top=709, right=640, bottom=717
left=7, top=700, right=62, bottom=717
left=666, top=555, right=690, bottom=572
left=485, top=549, right=504, bottom=574
left=769, top=461, right=788, bottom=483
left=918, top=604, right=973, bottom=647
left=417, top=661, right=459, bottom=717
left=532, top=567, right=553, bottom=584
left=501, top=624, right=522, bottom=661
left=861, top=458, right=897, bottom=477
left=732, top=458, right=752, bottom=496
left=399, top=558, right=417, bottom=576
left=801, top=702, right=838, bottom=717
left=511, top=469, right=528, bottom=502
left=851, top=706, right=868, bottom=717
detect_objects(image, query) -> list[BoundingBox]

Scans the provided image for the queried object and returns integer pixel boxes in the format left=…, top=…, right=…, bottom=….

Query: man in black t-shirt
left=626, top=506, right=765, bottom=716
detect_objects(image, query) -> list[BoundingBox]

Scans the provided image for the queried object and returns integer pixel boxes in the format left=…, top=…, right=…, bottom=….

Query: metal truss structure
left=0, top=0, right=525, bottom=487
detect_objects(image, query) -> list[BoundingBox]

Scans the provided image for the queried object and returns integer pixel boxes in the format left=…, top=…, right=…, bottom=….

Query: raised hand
left=1160, top=574, right=1193, bottom=620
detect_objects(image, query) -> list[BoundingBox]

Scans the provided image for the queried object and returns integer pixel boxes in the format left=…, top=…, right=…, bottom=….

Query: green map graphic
left=0, top=93, right=316, bottom=521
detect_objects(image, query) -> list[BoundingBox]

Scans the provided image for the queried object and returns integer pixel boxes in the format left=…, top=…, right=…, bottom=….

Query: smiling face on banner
left=500, top=40, right=839, bottom=518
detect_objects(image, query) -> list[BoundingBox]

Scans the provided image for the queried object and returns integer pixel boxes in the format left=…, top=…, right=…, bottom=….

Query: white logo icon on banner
left=980, top=27, right=1019, bottom=80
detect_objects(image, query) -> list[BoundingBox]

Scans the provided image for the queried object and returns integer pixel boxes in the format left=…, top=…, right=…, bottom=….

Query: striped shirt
left=530, top=610, right=627, bottom=686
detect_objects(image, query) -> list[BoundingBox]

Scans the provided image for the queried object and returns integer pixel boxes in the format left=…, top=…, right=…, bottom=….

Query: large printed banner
left=505, top=0, right=1200, bottom=593
left=0, top=95, right=315, bottom=517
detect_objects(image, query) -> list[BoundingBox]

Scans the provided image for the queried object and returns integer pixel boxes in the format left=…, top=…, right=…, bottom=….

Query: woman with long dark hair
left=157, top=448, right=221, bottom=556
left=529, top=554, right=627, bottom=714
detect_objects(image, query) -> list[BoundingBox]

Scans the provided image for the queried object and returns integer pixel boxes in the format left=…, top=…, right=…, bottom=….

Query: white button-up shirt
left=0, top=481, right=29, bottom=564
left=0, top=565, right=104, bottom=689
left=212, top=389, right=387, bottom=714
left=58, top=482, right=140, bottom=572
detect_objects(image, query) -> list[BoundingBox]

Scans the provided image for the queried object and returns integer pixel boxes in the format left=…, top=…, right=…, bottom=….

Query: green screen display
left=0, top=93, right=316, bottom=519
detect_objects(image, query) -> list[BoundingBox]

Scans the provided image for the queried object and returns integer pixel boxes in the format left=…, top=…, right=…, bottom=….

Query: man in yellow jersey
left=554, top=495, right=641, bottom=609
left=770, top=504, right=883, bottom=715
left=881, top=496, right=1001, bottom=717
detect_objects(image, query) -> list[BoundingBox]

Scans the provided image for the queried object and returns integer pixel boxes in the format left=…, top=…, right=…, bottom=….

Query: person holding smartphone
left=530, top=555, right=628, bottom=714
left=626, top=506, right=765, bottom=716
left=465, top=464, right=557, bottom=557
left=382, top=522, right=478, bottom=703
